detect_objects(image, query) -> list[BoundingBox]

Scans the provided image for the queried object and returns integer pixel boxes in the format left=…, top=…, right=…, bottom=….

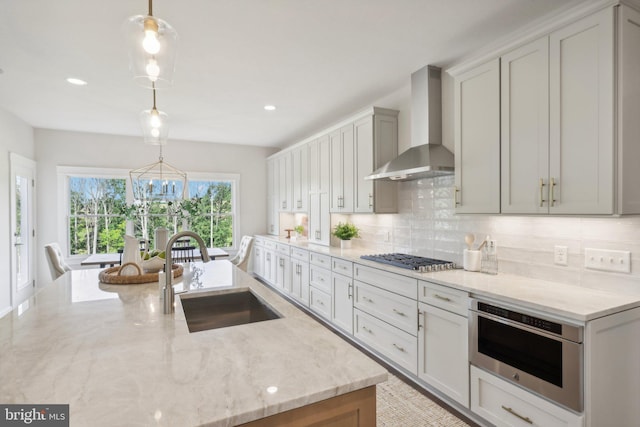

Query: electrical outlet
left=554, top=245, right=568, bottom=266
left=584, top=248, right=631, bottom=273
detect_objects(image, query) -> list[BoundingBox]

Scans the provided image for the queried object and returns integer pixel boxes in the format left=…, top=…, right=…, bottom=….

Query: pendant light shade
left=140, top=88, right=169, bottom=144
left=125, top=3, right=178, bottom=89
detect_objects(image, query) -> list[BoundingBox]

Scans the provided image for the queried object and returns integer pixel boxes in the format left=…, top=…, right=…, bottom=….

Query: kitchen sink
left=180, top=290, right=281, bottom=333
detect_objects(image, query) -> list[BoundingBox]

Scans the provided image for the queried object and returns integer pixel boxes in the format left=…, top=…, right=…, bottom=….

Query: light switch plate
left=584, top=248, right=631, bottom=273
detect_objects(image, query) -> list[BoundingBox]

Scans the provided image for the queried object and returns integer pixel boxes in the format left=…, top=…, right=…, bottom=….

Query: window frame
left=57, top=166, right=240, bottom=259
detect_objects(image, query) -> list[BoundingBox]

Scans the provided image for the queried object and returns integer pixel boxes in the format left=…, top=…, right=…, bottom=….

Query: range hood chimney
left=365, top=65, right=454, bottom=181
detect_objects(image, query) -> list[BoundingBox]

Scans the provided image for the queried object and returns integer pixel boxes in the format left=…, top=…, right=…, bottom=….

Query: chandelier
left=124, top=0, right=178, bottom=88
left=129, top=145, right=187, bottom=201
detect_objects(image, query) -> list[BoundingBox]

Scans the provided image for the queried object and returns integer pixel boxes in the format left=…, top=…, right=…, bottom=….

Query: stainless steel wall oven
left=469, top=298, right=584, bottom=412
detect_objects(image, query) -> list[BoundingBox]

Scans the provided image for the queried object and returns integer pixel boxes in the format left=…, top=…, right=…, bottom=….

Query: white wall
left=35, top=129, right=277, bottom=285
left=0, top=108, right=35, bottom=315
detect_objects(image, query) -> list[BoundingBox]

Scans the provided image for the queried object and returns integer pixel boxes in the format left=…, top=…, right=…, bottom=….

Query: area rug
left=377, top=374, right=471, bottom=427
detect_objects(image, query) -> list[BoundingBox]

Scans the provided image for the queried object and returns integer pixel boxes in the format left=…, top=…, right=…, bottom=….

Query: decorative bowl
left=141, top=256, right=165, bottom=273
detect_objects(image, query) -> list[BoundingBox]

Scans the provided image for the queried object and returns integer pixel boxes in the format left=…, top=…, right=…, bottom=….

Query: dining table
left=81, top=247, right=229, bottom=268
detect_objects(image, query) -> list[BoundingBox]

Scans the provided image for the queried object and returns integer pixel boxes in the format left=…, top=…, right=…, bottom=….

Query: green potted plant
left=293, top=225, right=305, bottom=240
left=332, top=222, right=360, bottom=249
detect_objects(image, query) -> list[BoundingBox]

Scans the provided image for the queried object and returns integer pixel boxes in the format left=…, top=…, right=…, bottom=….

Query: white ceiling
left=0, top=0, right=579, bottom=148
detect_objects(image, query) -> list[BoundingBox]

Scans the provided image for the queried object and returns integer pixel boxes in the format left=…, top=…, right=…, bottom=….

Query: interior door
left=10, top=153, right=36, bottom=306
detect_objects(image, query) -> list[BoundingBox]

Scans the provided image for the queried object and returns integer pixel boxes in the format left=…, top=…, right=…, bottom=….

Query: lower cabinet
left=274, top=252, right=290, bottom=293
left=290, top=248, right=310, bottom=307
left=354, top=308, right=418, bottom=375
left=252, top=241, right=264, bottom=277
left=331, top=272, right=353, bottom=333
left=471, top=366, right=584, bottom=427
left=417, top=302, right=469, bottom=407
left=310, top=286, right=331, bottom=320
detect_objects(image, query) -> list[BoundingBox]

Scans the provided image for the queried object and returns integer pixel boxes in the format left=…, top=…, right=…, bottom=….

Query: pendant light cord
left=148, top=0, right=153, bottom=16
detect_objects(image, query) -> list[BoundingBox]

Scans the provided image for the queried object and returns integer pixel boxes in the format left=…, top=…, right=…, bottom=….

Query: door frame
left=9, top=152, right=37, bottom=308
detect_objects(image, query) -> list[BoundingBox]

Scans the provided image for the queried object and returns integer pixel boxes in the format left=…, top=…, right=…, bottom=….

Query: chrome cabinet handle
left=392, top=343, right=406, bottom=353
left=316, top=299, right=325, bottom=306
left=418, top=310, right=424, bottom=331
left=368, top=193, right=373, bottom=208
left=433, top=294, right=452, bottom=302
left=362, top=296, right=374, bottom=303
left=361, top=325, right=373, bottom=334
left=501, top=406, right=533, bottom=424
left=348, top=283, right=353, bottom=299
left=539, top=178, right=546, bottom=207
left=392, top=308, right=407, bottom=317
left=297, top=200, right=302, bottom=209
left=550, top=177, right=557, bottom=207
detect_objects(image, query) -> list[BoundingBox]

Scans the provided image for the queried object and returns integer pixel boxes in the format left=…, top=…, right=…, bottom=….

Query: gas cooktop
left=360, top=253, right=456, bottom=272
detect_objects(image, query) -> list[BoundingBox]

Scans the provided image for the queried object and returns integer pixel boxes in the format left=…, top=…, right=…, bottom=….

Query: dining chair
left=44, top=243, right=72, bottom=280
left=172, top=245, right=195, bottom=263
left=229, top=236, right=254, bottom=272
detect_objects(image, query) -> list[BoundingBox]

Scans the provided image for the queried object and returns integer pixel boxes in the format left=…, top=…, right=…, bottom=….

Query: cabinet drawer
left=290, top=247, right=309, bottom=262
left=254, top=237, right=265, bottom=247
left=310, top=286, right=331, bottom=320
left=309, top=265, right=331, bottom=294
left=354, top=308, right=418, bottom=375
left=354, top=280, right=417, bottom=336
left=276, top=243, right=290, bottom=255
left=419, top=280, right=469, bottom=316
left=264, top=240, right=277, bottom=250
left=354, top=264, right=418, bottom=299
left=310, top=252, right=331, bottom=269
left=332, top=258, right=353, bottom=276
left=470, top=366, right=584, bottom=427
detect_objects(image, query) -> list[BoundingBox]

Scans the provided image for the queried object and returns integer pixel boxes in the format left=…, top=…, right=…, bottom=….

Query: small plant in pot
left=293, top=225, right=305, bottom=239
left=333, top=222, right=360, bottom=249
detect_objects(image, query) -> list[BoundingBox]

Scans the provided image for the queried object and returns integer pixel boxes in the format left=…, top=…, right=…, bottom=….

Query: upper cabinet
left=354, top=111, right=399, bottom=213
left=453, top=58, right=501, bottom=214
left=330, top=126, right=355, bottom=213
left=453, top=4, right=640, bottom=215
left=266, top=158, right=279, bottom=235
left=277, top=153, right=292, bottom=212
left=291, top=144, right=308, bottom=212
left=308, top=136, right=331, bottom=245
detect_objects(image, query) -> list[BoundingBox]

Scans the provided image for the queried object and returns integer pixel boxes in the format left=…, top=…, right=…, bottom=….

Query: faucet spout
left=163, top=231, right=211, bottom=314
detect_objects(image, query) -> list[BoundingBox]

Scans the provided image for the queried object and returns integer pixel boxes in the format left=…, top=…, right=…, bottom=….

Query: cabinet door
left=354, top=116, right=375, bottom=213
left=275, top=254, right=291, bottom=293
left=454, top=58, right=501, bottom=213
left=318, top=134, right=331, bottom=194
left=418, top=302, right=469, bottom=407
left=253, top=245, right=264, bottom=278
left=309, top=192, right=330, bottom=245
left=330, top=126, right=354, bottom=212
left=501, top=37, right=550, bottom=214
left=292, top=145, right=308, bottom=212
left=549, top=8, right=614, bottom=214
left=263, top=250, right=276, bottom=285
left=266, top=159, right=279, bottom=235
left=332, top=273, right=353, bottom=334
left=290, top=260, right=309, bottom=307
left=278, top=154, right=292, bottom=212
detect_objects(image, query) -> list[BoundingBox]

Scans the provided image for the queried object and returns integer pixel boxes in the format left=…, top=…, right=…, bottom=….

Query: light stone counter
left=258, top=235, right=640, bottom=322
left=0, top=261, right=387, bottom=426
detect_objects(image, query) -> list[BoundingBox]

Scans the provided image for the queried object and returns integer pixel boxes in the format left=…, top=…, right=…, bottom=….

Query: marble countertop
left=257, top=235, right=640, bottom=322
left=0, top=261, right=387, bottom=426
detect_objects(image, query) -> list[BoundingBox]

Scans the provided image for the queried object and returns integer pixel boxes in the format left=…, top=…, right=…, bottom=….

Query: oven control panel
left=478, top=301, right=562, bottom=335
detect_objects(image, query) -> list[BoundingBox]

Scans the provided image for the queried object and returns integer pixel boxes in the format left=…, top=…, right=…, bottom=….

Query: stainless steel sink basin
left=180, top=290, right=281, bottom=333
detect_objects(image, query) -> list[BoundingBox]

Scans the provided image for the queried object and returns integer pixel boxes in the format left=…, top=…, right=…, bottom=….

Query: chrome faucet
left=163, top=231, right=211, bottom=314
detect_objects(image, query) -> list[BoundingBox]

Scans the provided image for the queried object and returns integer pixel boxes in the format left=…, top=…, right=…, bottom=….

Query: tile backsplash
left=347, top=175, right=640, bottom=296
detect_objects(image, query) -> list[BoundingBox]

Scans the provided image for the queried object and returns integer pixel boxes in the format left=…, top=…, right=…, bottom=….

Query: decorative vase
left=121, top=235, right=142, bottom=275
left=340, top=239, right=352, bottom=249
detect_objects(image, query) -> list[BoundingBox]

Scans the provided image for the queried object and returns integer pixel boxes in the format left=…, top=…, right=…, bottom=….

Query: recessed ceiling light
left=66, top=77, right=87, bottom=86
left=264, top=105, right=276, bottom=111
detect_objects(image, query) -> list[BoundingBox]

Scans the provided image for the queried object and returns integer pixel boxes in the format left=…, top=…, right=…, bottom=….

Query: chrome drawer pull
left=361, top=326, right=373, bottom=334
left=392, top=343, right=406, bottom=353
left=434, top=294, right=452, bottom=302
left=362, top=296, right=374, bottom=303
left=501, top=406, right=533, bottom=424
left=393, top=308, right=407, bottom=317
left=316, top=299, right=325, bottom=306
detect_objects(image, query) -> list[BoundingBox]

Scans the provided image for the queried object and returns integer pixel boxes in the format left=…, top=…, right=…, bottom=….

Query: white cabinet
left=308, top=136, right=331, bottom=245
left=290, top=247, right=309, bottom=307
left=454, top=58, right=501, bottom=214
left=291, top=144, right=308, bottom=212
left=309, top=252, right=332, bottom=319
left=277, top=153, right=292, bottom=212
left=501, top=8, right=615, bottom=214
left=252, top=238, right=265, bottom=278
left=331, top=258, right=354, bottom=334
left=471, top=366, right=584, bottom=427
left=330, top=126, right=354, bottom=213
left=500, top=37, right=550, bottom=214
left=548, top=8, right=614, bottom=214
left=417, top=281, right=469, bottom=407
left=354, top=111, right=399, bottom=213
left=354, top=280, right=417, bottom=336
left=262, top=247, right=276, bottom=285
left=274, top=244, right=291, bottom=293
left=266, top=158, right=279, bottom=235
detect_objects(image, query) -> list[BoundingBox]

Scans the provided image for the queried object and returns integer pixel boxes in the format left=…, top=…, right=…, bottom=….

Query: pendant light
left=130, top=145, right=187, bottom=201
left=140, top=86, right=169, bottom=144
left=125, top=0, right=178, bottom=88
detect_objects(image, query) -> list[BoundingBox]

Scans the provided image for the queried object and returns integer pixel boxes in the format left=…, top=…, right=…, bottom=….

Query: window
left=60, top=167, right=239, bottom=256
left=68, top=177, right=127, bottom=255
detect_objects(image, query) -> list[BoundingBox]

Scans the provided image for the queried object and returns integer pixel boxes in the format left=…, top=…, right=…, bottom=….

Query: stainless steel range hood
left=365, top=65, right=454, bottom=181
